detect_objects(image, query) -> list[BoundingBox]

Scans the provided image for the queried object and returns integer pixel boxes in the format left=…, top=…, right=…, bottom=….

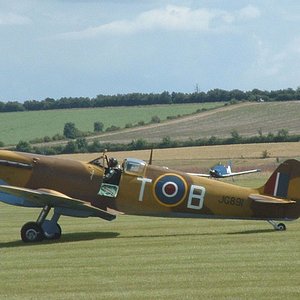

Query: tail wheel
left=21, top=222, right=44, bottom=243
left=268, top=220, right=287, bottom=231
left=276, top=223, right=286, bottom=231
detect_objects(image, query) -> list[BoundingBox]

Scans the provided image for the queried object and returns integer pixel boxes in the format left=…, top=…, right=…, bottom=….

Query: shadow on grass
left=227, top=228, right=275, bottom=235
left=118, top=232, right=225, bottom=239
left=0, top=228, right=277, bottom=248
left=120, top=228, right=277, bottom=240
left=0, top=231, right=120, bottom=248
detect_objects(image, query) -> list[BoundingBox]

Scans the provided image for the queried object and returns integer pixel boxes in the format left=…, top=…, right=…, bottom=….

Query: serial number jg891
left=219, top=196, right=244, bottom=207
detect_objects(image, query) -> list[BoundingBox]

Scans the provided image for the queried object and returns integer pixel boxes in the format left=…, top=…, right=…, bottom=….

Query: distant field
left=0, top=103, right=222, bottom=145
left=92, top=101, right=300, bottom=144
left=1, top=101, right=300, bottom=147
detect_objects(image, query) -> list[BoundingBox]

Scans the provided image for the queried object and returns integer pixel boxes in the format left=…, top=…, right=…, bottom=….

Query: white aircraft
left=189, top=162, right=261, bottom=178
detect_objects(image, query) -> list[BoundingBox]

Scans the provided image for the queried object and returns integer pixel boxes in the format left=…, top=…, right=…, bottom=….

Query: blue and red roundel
left=153, top=174, right=188, bottom=207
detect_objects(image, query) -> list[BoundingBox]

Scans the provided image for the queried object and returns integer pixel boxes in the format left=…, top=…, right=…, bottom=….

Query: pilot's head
left=108, top=157, right=118, bottom=168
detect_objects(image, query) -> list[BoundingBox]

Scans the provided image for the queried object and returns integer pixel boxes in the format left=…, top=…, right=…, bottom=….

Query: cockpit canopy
left=89, top=156, right=146, bottom=176
left=123, top=158, right=146, bottom=176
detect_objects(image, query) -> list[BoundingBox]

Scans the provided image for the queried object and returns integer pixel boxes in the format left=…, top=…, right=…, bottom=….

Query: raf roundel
left=153, top=174, right=188, bottom=207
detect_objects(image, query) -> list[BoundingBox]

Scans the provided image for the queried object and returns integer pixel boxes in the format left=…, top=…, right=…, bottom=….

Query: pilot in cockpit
left=103, top=157, right=122, bottom=185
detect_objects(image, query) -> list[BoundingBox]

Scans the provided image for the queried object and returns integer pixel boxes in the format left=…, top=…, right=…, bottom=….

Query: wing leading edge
left=0, top=185, right=116, bottom=221
left=213, top=169, right=260, bottom=178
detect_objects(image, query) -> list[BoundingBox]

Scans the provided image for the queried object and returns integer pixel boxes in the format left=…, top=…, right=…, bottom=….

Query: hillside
left=1, top=101, right=299, bottom=147
left=87, top=101, right=300, bottom=144
left=0, top=103, right=220, bottom=146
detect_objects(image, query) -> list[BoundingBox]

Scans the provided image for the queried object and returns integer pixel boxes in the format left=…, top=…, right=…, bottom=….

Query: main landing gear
left=20, top=205, right=62, bottom=243
left=267, top=220, right=286, bottom=231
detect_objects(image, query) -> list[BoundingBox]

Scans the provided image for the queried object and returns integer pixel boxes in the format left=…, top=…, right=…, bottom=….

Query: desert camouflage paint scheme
left=0, top=150, right=299, bottom=242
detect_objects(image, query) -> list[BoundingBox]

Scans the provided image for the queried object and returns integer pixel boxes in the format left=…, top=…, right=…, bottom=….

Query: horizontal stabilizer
left=249, top=194, right=296, bottom=204
left=0, top=185, right=116, bottom=221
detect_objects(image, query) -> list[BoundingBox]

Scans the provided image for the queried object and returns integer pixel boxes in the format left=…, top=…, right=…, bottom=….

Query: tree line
left=13, top=128, right=300, bottom=156
left=1, top=88, right=300, bottom=112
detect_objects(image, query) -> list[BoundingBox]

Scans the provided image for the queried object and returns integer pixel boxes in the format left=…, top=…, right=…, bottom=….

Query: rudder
left=260, top=159, right=300, bottom=201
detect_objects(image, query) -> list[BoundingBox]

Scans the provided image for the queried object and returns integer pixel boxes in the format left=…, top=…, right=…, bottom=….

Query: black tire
left=44, top=223, right=62, bottom=240
left=21, top=222, right=44, bottom=243
left=276, top=223, right=286, bottom=231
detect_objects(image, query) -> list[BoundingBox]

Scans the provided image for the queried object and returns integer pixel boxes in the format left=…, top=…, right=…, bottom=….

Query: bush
left=166, top=115, right=177, bottom=120
left=63, top=122, right=80, bottom=139
left=76, top=138, right=88, bottom=152
left=16, top=141, right=32, bottom=152
left=43, top=136, right=51, bottom=143
left=129, top=139, right=148, bottom=150
left=63, top=141, right=78, bottom=153
left=34, top=146, right=59, bottom=155
left=52, top=133, right=65, bottom=141
left=88, top=140, right=102, bottom=153
left=151, top=116, right=161, bottom=123
left=94, top=122, right=104, bottom=132
left=105, top=125, right=120, bottom=132
left=261, top=149, right=271, bottom=159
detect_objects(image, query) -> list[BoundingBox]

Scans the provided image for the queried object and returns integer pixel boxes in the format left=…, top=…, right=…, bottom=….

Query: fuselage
left=0, top=150, right=110, bottom=209
left=0, top=150, right=298, bottom=221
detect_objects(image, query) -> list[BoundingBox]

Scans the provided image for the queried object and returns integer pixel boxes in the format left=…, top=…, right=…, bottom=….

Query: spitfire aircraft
left=0, top=149, right=299, bottom=243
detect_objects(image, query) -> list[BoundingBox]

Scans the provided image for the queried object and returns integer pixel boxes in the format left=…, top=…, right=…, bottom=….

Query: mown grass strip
left=1, top=198, right=299, bottom=299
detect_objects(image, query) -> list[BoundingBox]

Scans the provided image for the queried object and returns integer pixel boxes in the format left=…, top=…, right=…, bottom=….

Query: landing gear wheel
left=276, top=223, right=286, bottom=231
left=267, top=220, right=287, bottom=231
left=43, top=222, right=62, bottom=240
left=21, top=222, right=44, bottom=243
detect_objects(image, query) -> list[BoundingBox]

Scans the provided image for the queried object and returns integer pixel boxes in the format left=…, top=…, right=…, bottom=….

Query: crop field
left=1, top=145, right=300, bottom=299
left=92, top=101, right=300, bottom=144
left=1, top=101, right=300, bottom=147
left=0, top=103, right=223, bottom=146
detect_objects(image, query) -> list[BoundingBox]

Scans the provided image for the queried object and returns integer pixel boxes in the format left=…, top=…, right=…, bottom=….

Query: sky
left=1, top=0, right=300, bottom=102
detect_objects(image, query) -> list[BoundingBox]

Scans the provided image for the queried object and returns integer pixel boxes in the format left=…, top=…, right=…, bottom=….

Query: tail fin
left=226, top=160, right=232, bottom=174
left=260, top=159, right=300, bottom=201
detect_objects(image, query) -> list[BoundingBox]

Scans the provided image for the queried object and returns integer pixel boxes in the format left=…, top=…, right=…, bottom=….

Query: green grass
left=0, top=103, right=222, bottom=145
left=1, top=194, right=299, bottom=299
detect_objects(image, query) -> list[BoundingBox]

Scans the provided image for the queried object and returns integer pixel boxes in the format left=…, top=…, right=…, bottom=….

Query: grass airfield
left=1, top=144, right=300, bottom=299
left=0, top=143, right=300, bottom=299
left=1, top=203, right=299, bottom=300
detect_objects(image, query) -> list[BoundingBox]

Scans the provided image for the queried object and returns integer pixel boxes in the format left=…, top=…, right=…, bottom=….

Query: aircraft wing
left=187, top=169, right=261, bottom=178
left=0, top=185, right=116, bottom=221
left=215, top=169, right=261, bottom=178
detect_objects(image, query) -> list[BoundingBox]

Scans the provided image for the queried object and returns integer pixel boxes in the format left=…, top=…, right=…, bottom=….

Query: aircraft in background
left=0, top=150, right=299, bottom=243
left=189, top=161, right=261, bottom=179
left=210, top=163, right=261, bottom=178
